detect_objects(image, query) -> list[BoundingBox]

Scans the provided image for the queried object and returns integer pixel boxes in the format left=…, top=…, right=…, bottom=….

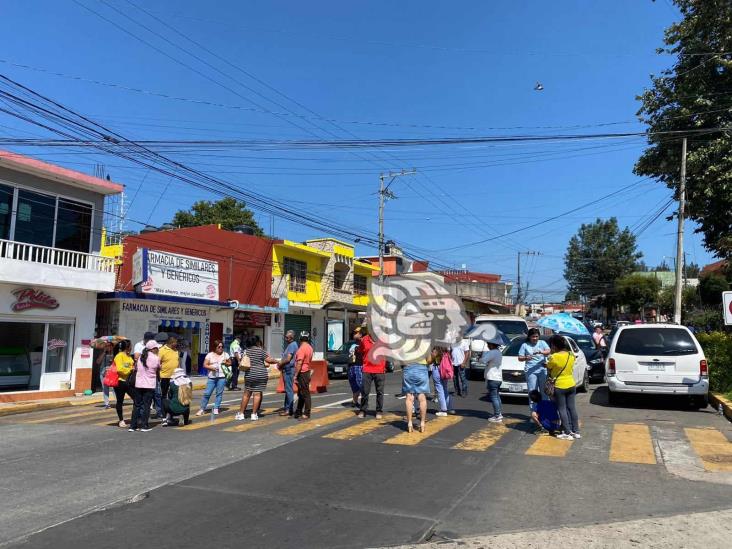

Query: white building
left=0, top=151, right=122, bottom=400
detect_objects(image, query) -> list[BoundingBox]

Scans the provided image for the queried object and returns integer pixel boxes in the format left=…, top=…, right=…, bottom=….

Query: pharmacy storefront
left=0, top=283, right=96, bottom=394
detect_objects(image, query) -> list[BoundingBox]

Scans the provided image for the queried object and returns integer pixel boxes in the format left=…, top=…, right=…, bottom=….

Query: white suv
left=605, top=324, right=708, bottom=407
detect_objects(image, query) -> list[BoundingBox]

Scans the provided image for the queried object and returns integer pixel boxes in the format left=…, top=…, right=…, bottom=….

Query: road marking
left=323, top=413, right=400, bottom=440
left=525, top=435, right=573, bottom=457
left=382, top=414, right=462, bottom=446
left=452, top=418, right=519, bottom=451
left=318, top=398, right=354, bottom=409
left=609, top=423, right=656, bottom=465
left=685, top=427, right=732, bottom=472
left=19, top=408, right=110, bottom=424
left=224, top=409, right=322, bottom=433
left=179, top=412, right=238, bottom=430
left=276, top=410, right=355, bottom=436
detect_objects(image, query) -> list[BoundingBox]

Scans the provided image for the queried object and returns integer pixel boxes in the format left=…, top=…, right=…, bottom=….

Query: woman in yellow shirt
left=546, top=335, right=580, bottom=440
left=112, top=340, right=135, bottom=428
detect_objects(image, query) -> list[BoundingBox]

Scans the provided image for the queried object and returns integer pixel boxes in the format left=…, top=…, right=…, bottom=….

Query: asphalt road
left=2, top=373, right=731, bottom=548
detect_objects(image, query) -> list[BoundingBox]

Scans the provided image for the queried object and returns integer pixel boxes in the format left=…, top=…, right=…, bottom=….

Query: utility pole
left=378, top=169, right=416, bottom=281
left=516, top=251, right=540, bottom=313
left=673, top=137, right=687, bottom=325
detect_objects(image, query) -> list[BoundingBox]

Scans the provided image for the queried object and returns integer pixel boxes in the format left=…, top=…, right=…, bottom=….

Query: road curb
left=0, top=370, right=283, bottom=417
left=709, top=392, right=732, bottom=422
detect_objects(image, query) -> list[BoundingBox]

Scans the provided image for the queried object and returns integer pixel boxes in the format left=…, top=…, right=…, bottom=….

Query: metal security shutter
left=284, top=314, right=312, bottom=344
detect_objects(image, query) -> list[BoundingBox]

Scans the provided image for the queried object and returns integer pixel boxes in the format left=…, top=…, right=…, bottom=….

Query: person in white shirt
left=133, top=331, right=155, bottom=361
left=451, top=338, right=470, bottom=397
left=480, top=334, right=504, bottom=423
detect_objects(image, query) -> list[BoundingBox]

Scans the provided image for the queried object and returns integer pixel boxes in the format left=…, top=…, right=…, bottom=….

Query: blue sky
left=0, top=0, right=715, bottom=300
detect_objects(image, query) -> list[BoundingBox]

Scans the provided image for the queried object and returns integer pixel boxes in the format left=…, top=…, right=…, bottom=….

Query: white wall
left=0, top=283, right=96, bottom=391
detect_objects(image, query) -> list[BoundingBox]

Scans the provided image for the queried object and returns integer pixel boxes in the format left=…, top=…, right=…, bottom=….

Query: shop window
left=45, top=324, right=72, bottom=373
left=55, top=198, right=92, bottom=253
left=14, top=189, right=56, bottom=247
left=333, top=263, right=349, bottom=291
left=0, top=321, right=46, bottom=391
left=354, top=274, right=368, bottom=296
left=0, top=183, right=12, bottom=240
left=283, top=257, right=307, bottom=292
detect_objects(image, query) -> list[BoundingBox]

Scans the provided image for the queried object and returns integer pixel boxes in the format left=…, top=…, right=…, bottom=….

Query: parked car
left=605, top=324, right=708, bottom=408
left=557, top=331, right=605, bottom=382
left=0, top=347, right=32, bottom=390
left=499, top=335, right=589, bottom=396
left=467, top=315, right=529, bottom=380
left=326, top=340, right=394, bottom=379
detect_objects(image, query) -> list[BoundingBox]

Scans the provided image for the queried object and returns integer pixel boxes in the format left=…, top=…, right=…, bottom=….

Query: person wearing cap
left=133, top=331, right=155, bottom=361
left=227, top=336, right=242, bottom=391
left=479, top=334, right=505, bottom=422
left=276, top=330, right=299, bottom=417
left=293, top=331, right=314, bottom=419
left=347, top=328, right=364, bottom=408
left=162, top=368, right=192, bottom=427
left=358, top=325, right=386, bottom=419
left=130, top=340, right=161, bottom=432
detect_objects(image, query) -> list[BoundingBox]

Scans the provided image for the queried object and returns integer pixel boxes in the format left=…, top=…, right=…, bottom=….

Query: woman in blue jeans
left=480, top=335, right=504, bottom=422
left=196, top=340, right=230, bottom=416
left=518, top=328, right=550, bottom=411
left=429, top=347, right=452, bottom=417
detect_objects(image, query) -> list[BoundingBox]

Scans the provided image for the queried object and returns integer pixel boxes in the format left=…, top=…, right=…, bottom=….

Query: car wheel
left=692, top=395, right=709, bottom=409
left=578, top=370, right=589, bottom=393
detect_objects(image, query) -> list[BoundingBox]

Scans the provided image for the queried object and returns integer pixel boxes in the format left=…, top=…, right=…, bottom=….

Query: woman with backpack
left=429, top=346, right=453, bottom=417
left=111, top=340, right=134, bottom=428
left=235, top=336, right=277, bottom=421
left=162, top=368, right=193, bottom=426
left=130, top=339, right=161, bottom=432
left=546, top=335, right=580, bottom=440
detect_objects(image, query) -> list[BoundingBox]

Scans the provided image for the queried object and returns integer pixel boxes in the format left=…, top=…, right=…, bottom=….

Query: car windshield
left=503, top=336, right=549, bottom=356
left=615, top=328, right=698, bottom=356
left=476, top=320, right=528, bottom=340
left=562, top=334, right=594, bottom=351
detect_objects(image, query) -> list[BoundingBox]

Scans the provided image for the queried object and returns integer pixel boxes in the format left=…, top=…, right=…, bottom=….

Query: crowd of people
left=97, top=322, right=582, bottom=439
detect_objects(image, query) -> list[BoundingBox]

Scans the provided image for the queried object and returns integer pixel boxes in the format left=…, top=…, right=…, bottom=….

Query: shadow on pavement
left=589, top=385, right=710, bottom=412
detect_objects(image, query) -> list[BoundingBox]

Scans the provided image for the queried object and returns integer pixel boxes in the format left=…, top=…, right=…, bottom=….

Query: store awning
left=159, top=319, right=201, bottom=329
left=322, top=301, right=367, bottom=313
left=460, top=296, right=512, bottom=314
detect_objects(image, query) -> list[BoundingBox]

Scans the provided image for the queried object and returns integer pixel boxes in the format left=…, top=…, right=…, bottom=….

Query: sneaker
left=251, top=413, right=259, bottom=421
left=447, top=410, right=457, bottom=415
left=128, top=428, right=135, bottom=432
left=556, top=433, right=574, bottom=440
left=195, top=409, right=205, bottom=417
left=535, top=427, right=550, bottom=436
left=435, top=411, right=448, bottom=417
left=375, top=413, right=383, bottom=420
left=488, top=415, right=503, bottom=423
left=118, top=420, right=127, bottom=428
left=357, top=412, right=365, bottom=419
left=103, top=404, right=111, bottom=409
left=571, top=432, right=582, bottom=439
left=234, top=412, right=245, bottom=421
left=141, top=428, right=152, bottom=432
left=161, top=420, right=169, bottom=427
left=396, top=394, right=406, bottom=400
left=213, top=409, right=220, bottom=415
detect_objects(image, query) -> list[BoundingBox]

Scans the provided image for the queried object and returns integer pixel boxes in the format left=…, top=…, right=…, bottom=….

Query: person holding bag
left=110, top=340, right=134, bottom=428
left=431, top=346, right=453, bottom=417
left=130, top=340, right=161, bottom=432
left=196, top=340, right=230, bottom=416
left=545, top=335, right=580, bottom=440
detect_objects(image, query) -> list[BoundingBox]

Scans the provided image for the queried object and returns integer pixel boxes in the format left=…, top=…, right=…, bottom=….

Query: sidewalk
left=0, top=369, right=283, bottom=417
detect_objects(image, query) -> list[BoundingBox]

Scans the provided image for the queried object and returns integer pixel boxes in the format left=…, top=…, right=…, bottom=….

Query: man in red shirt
left=358, top=326, right=386, bottom=419
left=294, top=331, right=314, bottom=420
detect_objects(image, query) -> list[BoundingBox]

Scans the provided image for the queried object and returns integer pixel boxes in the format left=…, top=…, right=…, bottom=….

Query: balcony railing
left=0, top=238, right=115, bottom=273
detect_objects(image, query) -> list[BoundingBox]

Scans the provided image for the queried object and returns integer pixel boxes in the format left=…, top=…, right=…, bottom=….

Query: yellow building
left=272, top=238, right=372, bottom=357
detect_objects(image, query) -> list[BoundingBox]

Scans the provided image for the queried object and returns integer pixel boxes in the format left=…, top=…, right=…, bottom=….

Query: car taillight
left=700, top=359, right=708, bottom=376
left=607, top=358, right=616, bottom=376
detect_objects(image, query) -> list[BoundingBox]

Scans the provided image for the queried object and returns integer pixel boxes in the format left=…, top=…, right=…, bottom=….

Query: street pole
left=377, top=169, right=415, bottom=282
left=516, top=251, right=540, bottom=314
left=673, top=137, right=687, bottom=325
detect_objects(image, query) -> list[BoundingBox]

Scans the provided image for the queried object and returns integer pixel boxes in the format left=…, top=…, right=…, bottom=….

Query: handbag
left=240, top=353, right=251, bottom=372
left=544, top=354, right=571, bottom=398
left=439, top=352, right=454, bottom=380
left=127, top=367, right=137, bottom=388
left=103, top=364, right=119, bottom=388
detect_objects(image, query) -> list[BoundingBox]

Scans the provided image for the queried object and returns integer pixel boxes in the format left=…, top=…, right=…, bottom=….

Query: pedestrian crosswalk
left=4, top=405, right=732, bottom=472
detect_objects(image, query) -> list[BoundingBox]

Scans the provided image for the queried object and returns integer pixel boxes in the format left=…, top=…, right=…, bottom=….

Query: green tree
left=564, top=218, right=642, bottom=306
left=634, top=0, right=732, bottom=259
left=655, top=260, right=671, bottom=272
left=658, top=284, right=701, bottom=318
left=685, top=261, right=701, bottom=278
left=171, top=197, right=264, bottom=235
left=699, top=273, right=729, bottom=306
left=615, top=274, right=662, bottom=314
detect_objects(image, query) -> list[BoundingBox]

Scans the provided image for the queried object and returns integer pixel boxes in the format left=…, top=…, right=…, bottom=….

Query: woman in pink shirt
left=130, top=340, right=161, bottom=432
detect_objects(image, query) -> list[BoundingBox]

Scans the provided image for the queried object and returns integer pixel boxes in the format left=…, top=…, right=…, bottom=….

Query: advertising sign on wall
left=327, top=319, right=344, bottom=351
left=134, top=248, right=220, bottom=300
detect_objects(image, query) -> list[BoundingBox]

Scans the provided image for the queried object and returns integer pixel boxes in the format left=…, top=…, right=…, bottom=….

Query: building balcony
left=0, top=238, right=116, bottom=292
